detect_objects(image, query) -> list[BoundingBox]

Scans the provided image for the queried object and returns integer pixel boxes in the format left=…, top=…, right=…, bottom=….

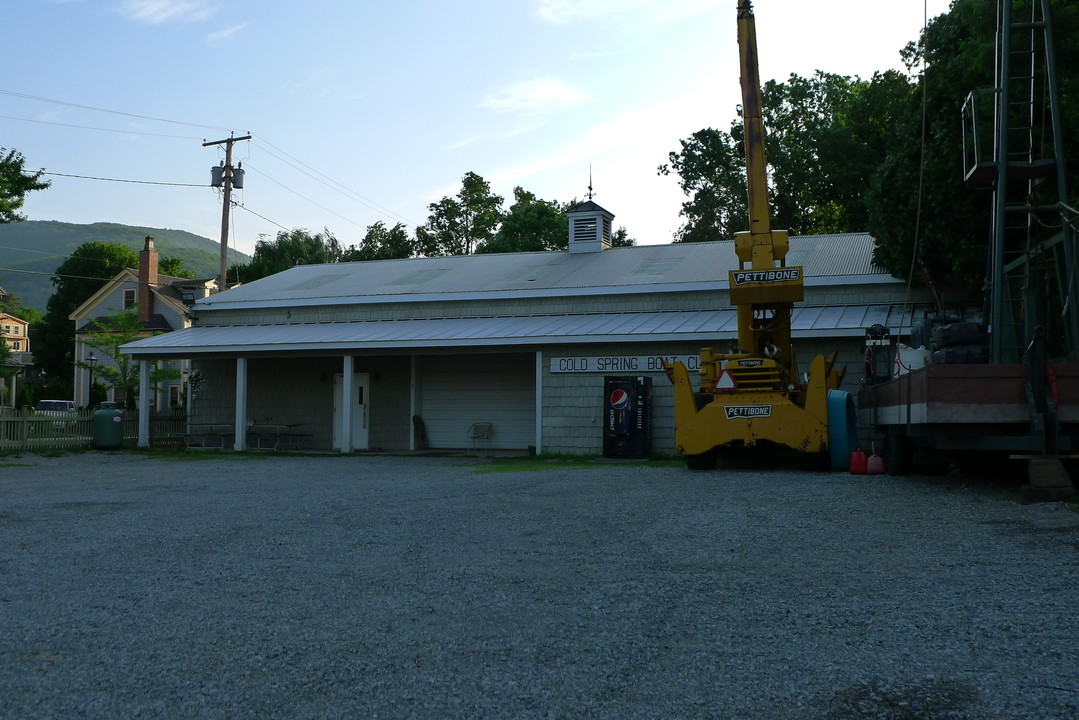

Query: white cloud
left=206, top=22, right=247, bottom=44
left=445, top=135, right=488, bottom=151
left=533, top=0, right=653, bottom=24
left=481, top=78, right=592, bottom=114
left=118, top=0, right=217, bottom=25
left=533, top=0, right=721, bottom=25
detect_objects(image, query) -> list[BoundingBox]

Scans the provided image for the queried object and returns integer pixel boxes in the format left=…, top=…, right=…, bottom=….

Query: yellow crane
left=663, top=0, right=855, bottom=469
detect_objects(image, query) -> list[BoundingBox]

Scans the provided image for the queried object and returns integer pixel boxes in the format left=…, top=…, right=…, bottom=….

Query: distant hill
left=0, top=221, right=252, bottom=312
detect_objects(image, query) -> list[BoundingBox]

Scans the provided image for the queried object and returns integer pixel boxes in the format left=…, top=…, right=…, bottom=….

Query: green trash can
left=92, top=401, right=124, bottom=450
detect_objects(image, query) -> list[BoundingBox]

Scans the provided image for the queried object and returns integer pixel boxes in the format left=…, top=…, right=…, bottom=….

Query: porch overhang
left=122, top=305, right=924, bottom=359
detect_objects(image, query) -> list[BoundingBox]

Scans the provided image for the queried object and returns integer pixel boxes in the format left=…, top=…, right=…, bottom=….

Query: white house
left=70, top=236, right=216, bottom=409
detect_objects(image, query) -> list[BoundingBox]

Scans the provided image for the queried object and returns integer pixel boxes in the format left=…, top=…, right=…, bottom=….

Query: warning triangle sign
left=714, top=370, right=737, bottom=391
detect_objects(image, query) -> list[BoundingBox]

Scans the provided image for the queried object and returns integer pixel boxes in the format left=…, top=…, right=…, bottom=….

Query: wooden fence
left=0, top=408, right=187, bottom=451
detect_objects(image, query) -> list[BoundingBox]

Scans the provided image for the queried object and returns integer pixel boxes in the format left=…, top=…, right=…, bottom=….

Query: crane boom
left=662, top=0, right=853, bottom=470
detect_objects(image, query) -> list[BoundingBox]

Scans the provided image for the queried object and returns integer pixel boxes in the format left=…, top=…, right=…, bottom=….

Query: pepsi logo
left=609, top=389, right=630, bottom=409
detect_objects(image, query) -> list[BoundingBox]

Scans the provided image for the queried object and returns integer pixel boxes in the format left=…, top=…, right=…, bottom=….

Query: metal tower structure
left=963, top=0, right=1077, bottom=363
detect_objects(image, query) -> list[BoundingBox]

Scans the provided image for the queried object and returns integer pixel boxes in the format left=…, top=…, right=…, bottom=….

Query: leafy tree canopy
left=231, top=229, right=342, bottom=283
left=416, top=172, right=504, bottom=256
left=160, top=256, right=196, bottom=279
left=0, top=288, right=42, bottom=324
left=612, top=226, right=636, bottom=247
left=479, top=187, right=567, bottom=254
left=34, top=241, right=140, bottom=385
left=0, top=148, right=49, bottom=224
left=661, top=0, right=1079, bottom=292
left=869, top=0, right=1079, bottom=290
left=660, top=70, right=914, bottom=243
left=342, top=222, right=416, bottom=261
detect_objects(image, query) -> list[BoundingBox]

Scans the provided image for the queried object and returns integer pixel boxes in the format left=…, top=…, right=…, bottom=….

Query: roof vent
left=566, top=200, right=613, bottom=254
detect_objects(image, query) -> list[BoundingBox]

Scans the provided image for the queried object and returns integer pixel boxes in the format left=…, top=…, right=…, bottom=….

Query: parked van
left=35, top=400, right=77, bottom=413
left=34, top=399, right=78, bottom=429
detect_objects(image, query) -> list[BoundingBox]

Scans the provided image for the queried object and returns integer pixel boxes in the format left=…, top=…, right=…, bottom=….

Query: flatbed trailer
left=858, top=362, right=1079, bottom=495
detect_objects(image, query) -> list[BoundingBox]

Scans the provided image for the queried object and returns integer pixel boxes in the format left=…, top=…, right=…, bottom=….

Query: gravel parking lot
left=1, top=451, right=1077, bottom=719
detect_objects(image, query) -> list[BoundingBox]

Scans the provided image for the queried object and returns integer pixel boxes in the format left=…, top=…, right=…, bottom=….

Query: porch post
left=138, top=359, right=151, bottom=447
left=409, top=354, right=417, bottom=451
left=234, top=357, right=248, bottom=451
left=534, top=350, right=543, bottom=455
left=341, top=355, right=354, bottom=453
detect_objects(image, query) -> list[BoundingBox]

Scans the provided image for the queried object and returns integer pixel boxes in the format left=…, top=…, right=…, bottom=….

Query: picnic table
left=245, top=423, right=309, bottom=450
left=184, top=424, right=234, bottom=449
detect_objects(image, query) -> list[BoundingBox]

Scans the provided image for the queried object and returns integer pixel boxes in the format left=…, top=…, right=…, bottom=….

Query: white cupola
left=566, top=200, right=614, bottom=254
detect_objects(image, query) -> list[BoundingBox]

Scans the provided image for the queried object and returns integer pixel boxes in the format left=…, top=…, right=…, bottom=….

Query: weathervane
left=587, top=165, right=595, bottom=200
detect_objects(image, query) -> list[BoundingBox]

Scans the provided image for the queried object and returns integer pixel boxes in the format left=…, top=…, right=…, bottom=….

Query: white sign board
left=549, top=355, right=700, bottom=374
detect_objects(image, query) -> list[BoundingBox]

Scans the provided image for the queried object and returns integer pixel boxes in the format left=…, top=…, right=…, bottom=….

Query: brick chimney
left=138, top=235, right=158, bottom=323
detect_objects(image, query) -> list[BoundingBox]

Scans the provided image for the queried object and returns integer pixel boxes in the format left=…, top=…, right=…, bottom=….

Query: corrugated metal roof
left=198, top=234, right=892, bottom=312
left=124, top=303, right=922, bottom=357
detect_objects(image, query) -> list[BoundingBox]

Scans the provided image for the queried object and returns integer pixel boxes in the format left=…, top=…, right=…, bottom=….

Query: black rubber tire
left=685, top=449, right=718, bottom=471
left=885, top=426, right=910, bottom=476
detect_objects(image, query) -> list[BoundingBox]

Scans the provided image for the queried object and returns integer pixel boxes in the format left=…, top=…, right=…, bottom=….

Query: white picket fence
left=0, top=408, right=186, bottom=451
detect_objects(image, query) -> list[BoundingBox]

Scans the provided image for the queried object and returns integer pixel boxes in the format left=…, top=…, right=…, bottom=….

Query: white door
left=333, top=372, right=370, bottom=450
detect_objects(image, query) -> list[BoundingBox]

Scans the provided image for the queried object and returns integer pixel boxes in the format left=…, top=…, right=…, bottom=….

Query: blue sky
left=6, top=0, right=952, bottom=258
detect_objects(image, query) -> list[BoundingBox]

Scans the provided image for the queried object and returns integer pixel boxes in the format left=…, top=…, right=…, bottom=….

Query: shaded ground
left=1, top=452, right=1077, bottom=719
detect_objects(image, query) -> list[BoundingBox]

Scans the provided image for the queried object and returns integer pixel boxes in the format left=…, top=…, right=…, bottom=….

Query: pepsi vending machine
left=603, top=376, right=652, bottom=458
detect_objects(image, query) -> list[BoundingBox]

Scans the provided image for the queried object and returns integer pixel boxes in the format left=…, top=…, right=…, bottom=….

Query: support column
left=341, top=355, right=354, bottom=453
left=534, top=350, right=543, bottom=455
left=409, top=355, right=417, bottom=451
left=234, top=357, right=248, bottom=451
left=138, top=360, right=151, bottom=447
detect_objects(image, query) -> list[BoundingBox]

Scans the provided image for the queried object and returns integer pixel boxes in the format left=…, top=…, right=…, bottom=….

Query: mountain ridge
left=0, top=220, right=252, bottom=312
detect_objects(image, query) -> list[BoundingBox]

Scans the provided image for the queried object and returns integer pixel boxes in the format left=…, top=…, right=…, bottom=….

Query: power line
left=1, top=87, right=417, bottom=235
left=233, top=203, right=290, bottom=232
left=0, top=88, right=232, bottom=132
left=242, top=163, right=372, bottom=232
left=253, top=138, right=418, bottom=227
left=0, top=113, right=205, bottom=140
left=0, top=266, right=131, bottom=283
left=38, top=171, right=204, bottom=188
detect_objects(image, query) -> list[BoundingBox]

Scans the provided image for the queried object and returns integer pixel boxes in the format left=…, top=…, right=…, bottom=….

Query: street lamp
left=87, top=352, right=97, bottom=408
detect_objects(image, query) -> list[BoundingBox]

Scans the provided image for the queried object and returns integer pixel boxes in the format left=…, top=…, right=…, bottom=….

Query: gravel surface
left=1, top=451, right=1077, bottom=719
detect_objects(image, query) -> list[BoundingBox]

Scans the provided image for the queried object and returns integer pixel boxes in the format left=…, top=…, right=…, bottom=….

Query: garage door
left=417, top=353, right=534, bottom=450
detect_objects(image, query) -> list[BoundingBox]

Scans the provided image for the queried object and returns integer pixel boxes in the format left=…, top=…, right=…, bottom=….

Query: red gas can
left=849, top=449, right=867, bottom=474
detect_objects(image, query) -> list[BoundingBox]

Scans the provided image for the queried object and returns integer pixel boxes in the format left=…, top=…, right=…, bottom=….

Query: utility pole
left=204, top=133, right=251, bottom=292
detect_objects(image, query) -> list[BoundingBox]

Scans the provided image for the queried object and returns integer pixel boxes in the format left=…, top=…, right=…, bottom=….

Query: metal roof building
left=124, top=208, right=914, bottom=456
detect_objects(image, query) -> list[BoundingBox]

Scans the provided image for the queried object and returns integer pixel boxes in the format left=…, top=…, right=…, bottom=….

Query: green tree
left=342, top=222, right=415, bottom=261
left=761, top=71, right=914, bottom=235
left=479, top=187, right=567, bottom=253
left=231, top=229, right=342, bottom=283
left=661, top=70, right=915, bottom=243
left=866, top=0, right=1079, bottom=291
left=1, top=148, right=50, bottom=224
left=34, top=242, right=140, bottom=390
left=160, top=256, right=196, bottom=279
left=0, top=289, right=42, bottom=324
left=612, top=226, right=636, bottom=247
left=78, top=306, right=176, bottom=407
left=658, top=127, right=747, bottom=243
left=416, top=172, right=504, bottom=256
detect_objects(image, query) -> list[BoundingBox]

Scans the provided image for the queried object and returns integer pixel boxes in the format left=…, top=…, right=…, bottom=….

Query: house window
left=168, top=385, right=181, bottom=409
left=13, top=341, right=20, bottom=350
left=123, top=289, right=136, bottom=308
